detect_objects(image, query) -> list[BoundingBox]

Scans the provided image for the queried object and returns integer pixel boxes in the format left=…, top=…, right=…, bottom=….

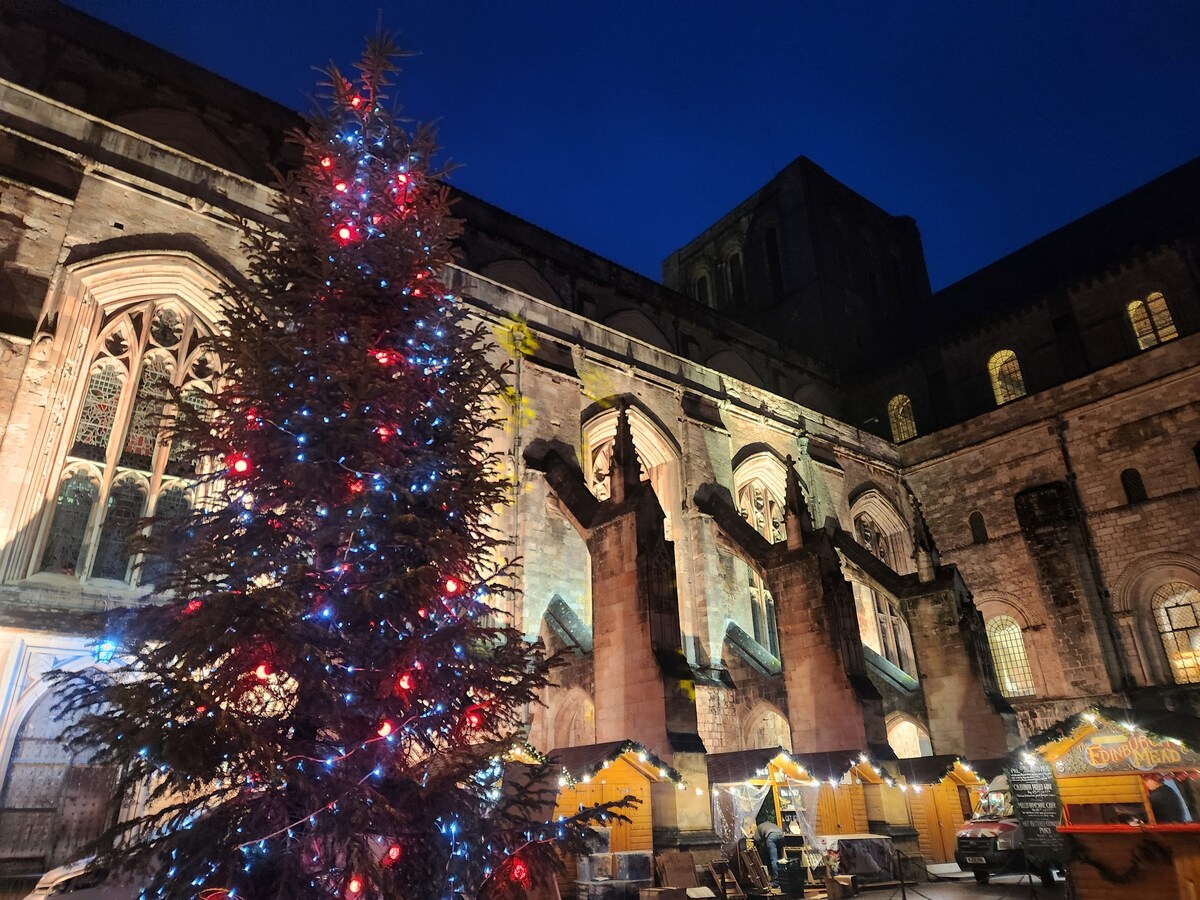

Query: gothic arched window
left=1151, top=582, right=1200, bottom=685
left=736, top=477, right=784, bottom=657
left=988, top=349, right=1026, bottom=405
left=37, top=301, right=213, bottom=584
left=887, top=394, right=917, bottom=442
left=1127, top=293, right=1178, bottom=350
left=985, top=615, right=1035, bottom=697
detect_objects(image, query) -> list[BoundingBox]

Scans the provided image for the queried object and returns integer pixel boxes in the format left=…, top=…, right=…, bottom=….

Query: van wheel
left=973, top=870, right=990, bottom=885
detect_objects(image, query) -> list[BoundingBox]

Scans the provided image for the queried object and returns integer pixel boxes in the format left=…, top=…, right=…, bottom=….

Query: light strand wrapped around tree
left=53, top=35, right=626, bottom=900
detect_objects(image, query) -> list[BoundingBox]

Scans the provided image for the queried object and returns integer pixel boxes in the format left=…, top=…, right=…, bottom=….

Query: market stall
left=1016, top=707, right=1200, bottom=899
left=894, top=755, right=1002, bottom=863
left=707, top=746, right=899, bottom=888
left=550, top=740, right=682, bottom=852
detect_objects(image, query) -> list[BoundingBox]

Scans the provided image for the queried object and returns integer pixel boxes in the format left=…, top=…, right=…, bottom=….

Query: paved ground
left=861, top=874, right=1059, bottom=900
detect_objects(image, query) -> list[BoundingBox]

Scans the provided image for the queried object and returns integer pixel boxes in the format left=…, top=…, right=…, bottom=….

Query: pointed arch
left=0, top=251, right=231, bottom=585
left=742, top=703, right=791, bottom=752
left=581, top=398, right=682, bottom=538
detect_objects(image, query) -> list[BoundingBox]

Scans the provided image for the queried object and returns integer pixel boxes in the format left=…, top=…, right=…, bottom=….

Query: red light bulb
left=396, top=672, right=413, bottom=691
left=319, top=156, right=333, bottom=169
left=335, top=224, right=356, bottom=244
left=349, top=95, right=363, bottom=109
left=444, top=577, right=461, bottom=595
left=511, top=858, right=529, bottom=884
left=334, top=180, right=348, bottom=193
left=254, top=663, right=271, bottom=681
left=184, top=599, right=202, bottom=615
left=464, top=706, right=484, bottom=729
left=348, top=875, right=363, bottom=894
left=386, top=844, right=401, bottom=862
left=227, top=452, right=252, bottom=476
left=377, top=720, right=393, bottom=738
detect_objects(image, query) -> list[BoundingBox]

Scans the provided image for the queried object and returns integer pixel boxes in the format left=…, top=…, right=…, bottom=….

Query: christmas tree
left=53, top=35, right=626, bottom=900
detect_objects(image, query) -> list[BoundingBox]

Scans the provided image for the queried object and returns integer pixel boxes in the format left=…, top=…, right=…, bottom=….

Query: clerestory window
left=887, top=394, right=917, bottom=442
left=988, top=349, right=1026, bottom=405
left=37, top=302, right=213, bottom=584
left=985, top=615, right=1035, bottom=697
left=1127, top=293, right=1178, bottom=350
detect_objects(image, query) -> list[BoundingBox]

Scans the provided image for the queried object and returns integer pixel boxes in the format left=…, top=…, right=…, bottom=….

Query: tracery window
left=887, top=394, right=917, bottom=442
left=736, top=477, right=783, bottom=656
left=693, top=273, right=712, bottom=308
left=1152, top=582, right=1200, bottom=685
left=873, top=591, right=915, bottom=674
left=855, top=513, right=890, bottom=564
left=988, top=349, right=1026, bottom=405
left=985, top=615, right=1035, bottom=697
left=1127, top=293, right=1178, bottom=350
left=37, top=301, right=213, bottom=584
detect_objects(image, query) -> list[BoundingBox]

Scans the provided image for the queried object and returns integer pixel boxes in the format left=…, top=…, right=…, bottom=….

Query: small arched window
left=969, top=511, right=988, bottom=544
left=1120, top=468, right=1147, bottom=504
left=1127, top=293, right=1178, bottom=350
left=985, top=615, right=1035, bottom=697
left=693, top=273, right=712, bottom=307
left=988, top=349, right=1026, bottom=405
left=726, top=249, right=745, bottom=305
left=887, top=394, right=917, bottom=442
left=1151, top=582, right=1200, bottom=685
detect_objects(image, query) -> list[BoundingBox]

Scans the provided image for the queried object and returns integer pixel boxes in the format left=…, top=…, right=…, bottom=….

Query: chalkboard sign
left=1007, top=756, right=1070, bottom=865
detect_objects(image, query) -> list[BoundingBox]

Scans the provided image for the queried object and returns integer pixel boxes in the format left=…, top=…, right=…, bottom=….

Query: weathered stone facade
left=0, top=0, right=1196, bottom=877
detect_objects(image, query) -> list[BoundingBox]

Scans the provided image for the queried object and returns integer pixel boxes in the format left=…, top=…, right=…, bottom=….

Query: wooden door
left=0, top=691, right=117, bottom=870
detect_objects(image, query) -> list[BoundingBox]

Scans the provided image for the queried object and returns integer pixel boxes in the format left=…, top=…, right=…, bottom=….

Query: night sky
left=70, top=1, right=1200, bottom=290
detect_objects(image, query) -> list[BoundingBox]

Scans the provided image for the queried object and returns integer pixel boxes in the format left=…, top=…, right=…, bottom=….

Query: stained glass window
left=70, top=364, right=123, bottom=462
left=986, top=615, right=1035, bottom=697
left=887, top=394, right=917, bottom=442
left=141, top=487, right=191, bottom=585
left=92, top=479, right=147, bottom=580
left=39, top=472, right=98, bottom=574
left=1152, top=583, right=1200, bottom=686
left=166, top=389, right=209, bottom=477
left=988, top=350, right=1026, bottom=405
left=1128, top=294, right=1178, bottom=350
left=41, top=299, right=213, bottom=584
left=119, top=356, right=171, bottom=470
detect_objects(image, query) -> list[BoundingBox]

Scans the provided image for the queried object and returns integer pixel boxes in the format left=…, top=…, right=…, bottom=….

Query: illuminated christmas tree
left=53, top=35, right=623, bottom=900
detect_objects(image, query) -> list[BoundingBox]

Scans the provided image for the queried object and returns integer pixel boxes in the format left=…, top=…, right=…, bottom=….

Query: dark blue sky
left=72, top=1, right=1200, bottom=290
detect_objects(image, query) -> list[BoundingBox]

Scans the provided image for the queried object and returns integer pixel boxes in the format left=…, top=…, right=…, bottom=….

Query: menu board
left=1007, top=756, right=1070, bottom=864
